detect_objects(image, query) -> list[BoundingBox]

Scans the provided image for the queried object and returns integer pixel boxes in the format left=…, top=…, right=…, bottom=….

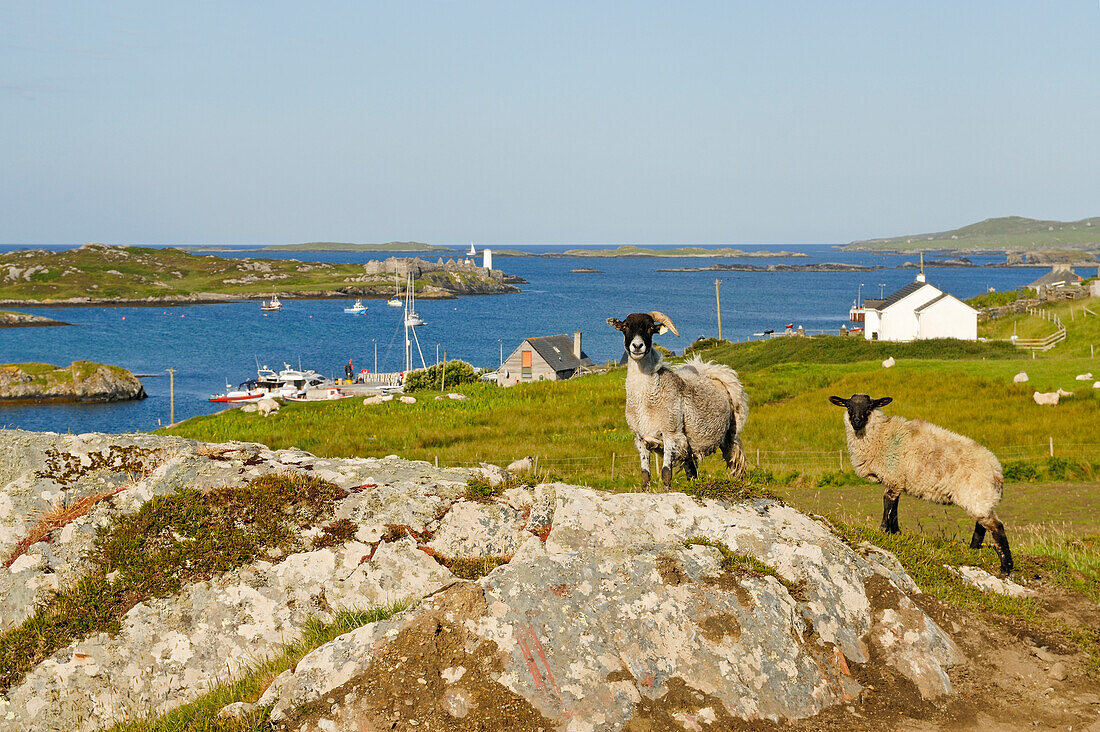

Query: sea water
left=0, top=244, right=1045, bottom=433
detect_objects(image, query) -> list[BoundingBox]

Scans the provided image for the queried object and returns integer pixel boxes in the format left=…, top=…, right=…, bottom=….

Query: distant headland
left=846, top=216, right=1100, bottom=256
left=0, top=244, right=521, bottom=306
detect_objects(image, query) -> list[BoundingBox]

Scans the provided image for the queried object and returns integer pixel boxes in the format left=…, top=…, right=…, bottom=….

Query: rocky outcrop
left=0, top=362, right=146, bottom=404
left=0, top=430, right=967, bottom=731
left=0, top=311, right=69, bottom=327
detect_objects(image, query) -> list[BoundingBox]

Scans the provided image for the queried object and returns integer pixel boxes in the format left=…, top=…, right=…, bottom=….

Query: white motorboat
left=209, top=380, right=266, bottom=403
left=343, top=299, right=367, bottom=314
left=260, top=293, right=282, bottom=311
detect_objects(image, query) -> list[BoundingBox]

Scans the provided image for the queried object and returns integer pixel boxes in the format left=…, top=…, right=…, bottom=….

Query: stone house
left=498, top=331, right=595, bottom=387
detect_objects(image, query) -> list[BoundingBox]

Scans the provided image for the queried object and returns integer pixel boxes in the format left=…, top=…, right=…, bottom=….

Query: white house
left=862, top=273, right=977, bottom=342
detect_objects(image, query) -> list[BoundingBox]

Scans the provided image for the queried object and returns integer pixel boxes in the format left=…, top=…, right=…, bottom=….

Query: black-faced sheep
left=607, top=311, right=748, bottom=491
left=828, top=393, right=1012, bottom=575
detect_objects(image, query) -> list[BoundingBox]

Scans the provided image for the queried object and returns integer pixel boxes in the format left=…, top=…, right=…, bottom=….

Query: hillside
left=847, top=216, right=1100, bottom=253
left=0, top=243, right=519, bottom=305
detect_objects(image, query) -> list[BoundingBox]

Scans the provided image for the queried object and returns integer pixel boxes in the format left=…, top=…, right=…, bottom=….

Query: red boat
left=209, top=380, right=267, bottom=403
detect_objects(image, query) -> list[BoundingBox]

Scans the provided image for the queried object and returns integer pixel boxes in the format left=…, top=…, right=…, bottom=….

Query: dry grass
left=2, top=485, right=125, bottom=569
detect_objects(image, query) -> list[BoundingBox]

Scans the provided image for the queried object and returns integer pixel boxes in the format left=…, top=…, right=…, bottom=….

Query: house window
left=522, top=350, right=532, bottom=378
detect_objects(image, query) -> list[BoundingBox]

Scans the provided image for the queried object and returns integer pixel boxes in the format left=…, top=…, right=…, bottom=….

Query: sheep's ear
left=873, top=397, right=893, bottom=409
left=828, top=396, right=848, bottom=407
left=607, top=317, right=625, bottom=331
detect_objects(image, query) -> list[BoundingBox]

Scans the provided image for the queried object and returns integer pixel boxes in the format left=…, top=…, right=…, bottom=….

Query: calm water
left=0, top=244, right=1045, bottom=434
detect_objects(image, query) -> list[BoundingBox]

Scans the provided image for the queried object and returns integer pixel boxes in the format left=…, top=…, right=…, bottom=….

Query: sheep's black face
left=828, top=393, right=892, bottom=432
left=607, top=313, right=661, bottom=360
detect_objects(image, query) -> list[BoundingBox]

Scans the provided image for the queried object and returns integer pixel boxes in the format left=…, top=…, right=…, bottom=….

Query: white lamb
left=829, top=393, right=1012, bottom=575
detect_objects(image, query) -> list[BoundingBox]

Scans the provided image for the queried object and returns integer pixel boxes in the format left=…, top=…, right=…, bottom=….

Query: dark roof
left=526, top=334, right=594, bottom=371
left=913, top=292, right=949, bottom=313
left=862, top=298, right=885, bottom=309
left=867, top=281, right=930, bottom=311
left=1029, top=268, right=1080, bottom=288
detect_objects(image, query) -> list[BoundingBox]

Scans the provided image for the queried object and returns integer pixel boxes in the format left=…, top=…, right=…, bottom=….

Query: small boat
left=209, top=380, right=266, bottom=403
left=343, top=299, right=367, bottom=314
left=261, top=293, right=282, bottom=311
left=467, top=242, right=477, bottom=256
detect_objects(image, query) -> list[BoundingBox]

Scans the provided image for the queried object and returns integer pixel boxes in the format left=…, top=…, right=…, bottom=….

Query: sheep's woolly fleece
left=842, top=409, right=1002, bottom=520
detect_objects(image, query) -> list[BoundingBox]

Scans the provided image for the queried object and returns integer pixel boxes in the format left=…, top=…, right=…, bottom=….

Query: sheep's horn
left=649, top=311, right=679, bottom=337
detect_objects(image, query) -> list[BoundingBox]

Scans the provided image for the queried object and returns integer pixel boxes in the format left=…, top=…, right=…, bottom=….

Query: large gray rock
left=262, top=486, right=965, bottom=731
left=0, top=431, right=964, bottom=731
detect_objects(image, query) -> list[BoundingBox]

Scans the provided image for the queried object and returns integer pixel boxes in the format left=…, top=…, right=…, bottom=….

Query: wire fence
left=435, top=441, right=1100, bottom=473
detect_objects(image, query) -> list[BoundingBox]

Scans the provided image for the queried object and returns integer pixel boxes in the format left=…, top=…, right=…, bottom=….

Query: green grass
left=0, top=472, right=344, bottom=691
left=106, top=603, right=408, bottom=732
left=684, top=536, right=801, bottom=596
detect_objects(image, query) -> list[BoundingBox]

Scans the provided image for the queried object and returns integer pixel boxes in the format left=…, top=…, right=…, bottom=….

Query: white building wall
left=917, top=299, right=977, bottom=340
left=863, top=310, right=881, bottom=340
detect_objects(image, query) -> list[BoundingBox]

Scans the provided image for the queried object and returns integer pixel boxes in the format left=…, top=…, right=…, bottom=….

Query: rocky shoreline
left=0, top=362, right=145, bottom=404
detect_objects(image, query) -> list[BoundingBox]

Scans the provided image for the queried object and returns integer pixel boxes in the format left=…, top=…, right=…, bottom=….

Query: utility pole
left=165, top=368, right=176, bottom=425
left=499, top=339, right=503, bottom=368
left=714, top=279, right=723, bottom=341
left=373, top=339, right=377, bottom=374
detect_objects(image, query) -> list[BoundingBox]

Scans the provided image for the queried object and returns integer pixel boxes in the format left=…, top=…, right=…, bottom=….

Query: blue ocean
left=0, top=244, right=1045, bottom=434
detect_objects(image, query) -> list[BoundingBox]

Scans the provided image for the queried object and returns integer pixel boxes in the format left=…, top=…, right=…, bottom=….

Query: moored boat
left=261, top=293, right=282, bottom=311
left=209, top=380, right=266, bottom=403
left=343, top=299, right=367, bottom=314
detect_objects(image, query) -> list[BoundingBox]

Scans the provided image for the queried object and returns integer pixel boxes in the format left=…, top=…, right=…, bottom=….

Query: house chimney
left=573, top=330, right=582, bottom=360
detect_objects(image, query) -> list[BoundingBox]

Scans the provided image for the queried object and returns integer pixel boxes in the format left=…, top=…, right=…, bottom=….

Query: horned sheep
left=607, top=311, right=748, bottom=491
left=828, top=393, right=1012, bottom=575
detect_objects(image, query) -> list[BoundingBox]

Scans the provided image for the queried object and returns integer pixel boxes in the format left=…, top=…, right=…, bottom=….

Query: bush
left=1045, top=457, right=1072, bottom=480
left=1003, top=460, right=1041, bottom=482
left=403, top=360, right=479, bottom=392
left=966, top=289, right=1024, bottom=308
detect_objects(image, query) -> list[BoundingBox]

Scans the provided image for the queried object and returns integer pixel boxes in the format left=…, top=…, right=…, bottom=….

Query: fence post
left=839, top=449, right=843, bottom=469
left=756, top=448, right=760, bottom=466
left=611, top=452, right=616, bottom=480
left=1049, top=436, right=1054, bottom=458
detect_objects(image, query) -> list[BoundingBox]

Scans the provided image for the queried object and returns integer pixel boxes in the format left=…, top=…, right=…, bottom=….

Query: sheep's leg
left=635, top=437, right=652, bottom=492
left=683, top=447, right=698, bottom=480
left=721, top=431, right=748, bottom=480
left=662, top=434, right=689, bottom=491
left=880, top=489, right=901, bottom=534
left=978, top=515, right=1013, bottom=575
left=969, top=521, right=987, bottom=549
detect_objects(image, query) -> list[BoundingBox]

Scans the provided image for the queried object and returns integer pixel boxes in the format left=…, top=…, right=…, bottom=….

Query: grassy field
left=0, top=244, right=511, bottom=303
left=163, top=303, right=1099, bottom=519
left=846, top=215, right=1100, bottom=252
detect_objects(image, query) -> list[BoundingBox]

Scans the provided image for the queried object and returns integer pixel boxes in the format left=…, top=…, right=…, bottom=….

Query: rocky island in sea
left=0, top=243, right=524, bottom=306
left=0, top=362, right=146, bottom=403
left=658, top=262, right=881, bottom=273
left=0, top=310, right=69, bottom=327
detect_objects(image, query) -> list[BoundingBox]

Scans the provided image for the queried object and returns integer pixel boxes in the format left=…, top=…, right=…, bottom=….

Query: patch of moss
left=433, top=554, right=511, bottom=580
left=684, top=536, right=803, bottom=598
left=314, top=518, right=358, bottom=549
left=0, top=471, right=345, bottom=691
left=679, top=475, right=781, bottom=504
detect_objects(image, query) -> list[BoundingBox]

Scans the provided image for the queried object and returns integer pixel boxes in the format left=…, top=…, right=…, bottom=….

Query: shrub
left=403, top=360, right=479, bottom=392
left=1004, top=460, right=1042, bottom=482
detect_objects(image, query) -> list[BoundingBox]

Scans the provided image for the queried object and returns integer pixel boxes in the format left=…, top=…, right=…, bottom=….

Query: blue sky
left=2, top=2, right=1098, bottom=246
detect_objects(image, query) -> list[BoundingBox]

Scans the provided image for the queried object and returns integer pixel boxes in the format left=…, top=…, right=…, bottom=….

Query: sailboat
left=404, top=272, right=425, bottom=327
left=466, top=242, right=477, bottom=256
left=387, top=266, right=402, bottom=307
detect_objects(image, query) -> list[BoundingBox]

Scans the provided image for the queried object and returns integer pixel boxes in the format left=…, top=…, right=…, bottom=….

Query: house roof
left=866, top=281, right=930, bottom=311
left=1029, top=268, right=1080, bottom=288
left=913, top=292, right=948, bottom=313
left=525, top=334, right=594, bottom=371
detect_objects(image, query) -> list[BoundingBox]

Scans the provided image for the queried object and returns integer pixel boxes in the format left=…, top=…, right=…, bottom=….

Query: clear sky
left=2, top=2, right=1098, bottom=246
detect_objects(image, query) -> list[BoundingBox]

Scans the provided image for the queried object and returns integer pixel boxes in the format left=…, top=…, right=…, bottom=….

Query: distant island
left=846, top=216, right=1100, bottom=254
left=183, top=241, right=454, bottom=253
left=0, top=361, right=145, bottom=403
left=492, top=246, right=808, bottom=258
left=0, top=244, right=521, bottom=306
left=569, top=267, right=603, bottom=273
left=0, top=310, right=69, bottom=327
left=658, top=262, right=880, bottom=273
